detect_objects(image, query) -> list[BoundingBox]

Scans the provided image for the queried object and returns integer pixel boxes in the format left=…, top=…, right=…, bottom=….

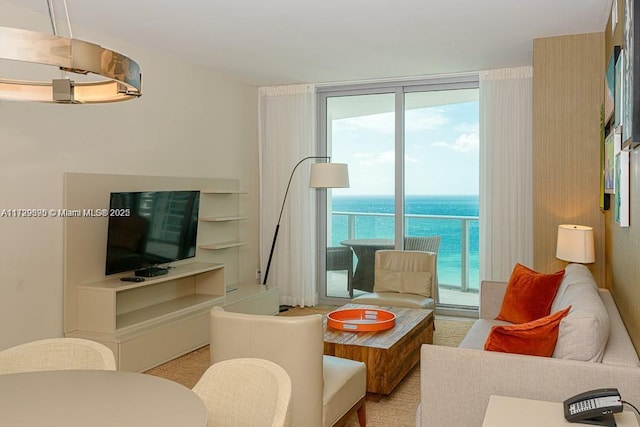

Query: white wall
left=0, top=1, right=260, bottom=349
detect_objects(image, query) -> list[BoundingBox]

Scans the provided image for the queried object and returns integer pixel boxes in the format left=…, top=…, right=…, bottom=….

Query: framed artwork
left=615, top=150, right=630, bottom=226
left=604, top=130, right=617, bottom=193
left=615, top=51, right=624, bottom=128
left=605, top=46, right=620, bottom=124
left=613, top=0, right=619, bottom=36
left=622, top=0, right=640, bottom=148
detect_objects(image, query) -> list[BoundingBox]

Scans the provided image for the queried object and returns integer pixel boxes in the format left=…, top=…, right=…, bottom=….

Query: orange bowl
left=326, top=308, right=396, bottom=332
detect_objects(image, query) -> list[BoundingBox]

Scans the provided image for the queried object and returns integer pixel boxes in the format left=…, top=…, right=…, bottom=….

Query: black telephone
left=564, top=388, right=623, bottom=426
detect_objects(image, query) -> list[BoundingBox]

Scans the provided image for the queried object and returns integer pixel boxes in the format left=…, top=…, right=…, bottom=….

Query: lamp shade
left=309, top=163, right=349, bottom=188
left=556, top=224, right=595, bottom=263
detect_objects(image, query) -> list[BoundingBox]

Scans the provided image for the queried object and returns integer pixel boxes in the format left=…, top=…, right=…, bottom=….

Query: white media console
left=63, top=173, right=278, bottom=372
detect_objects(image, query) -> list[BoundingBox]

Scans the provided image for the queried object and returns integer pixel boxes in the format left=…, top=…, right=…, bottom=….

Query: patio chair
left=326, top=246, right=354, bottom=297
left=0, top=338, right=116, bottom=374
left=193, top=357, right=292, bottom=427
left=404, top=235, right=441, bottom=253
left=209, top=307, right=366, bottom=427
left=353, top=250, right=437, bottom=310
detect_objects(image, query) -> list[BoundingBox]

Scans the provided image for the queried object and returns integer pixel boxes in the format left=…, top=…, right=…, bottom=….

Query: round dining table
left=340, top=238, right=395, bottom=292
left=0, top=369, right=207, bottom=427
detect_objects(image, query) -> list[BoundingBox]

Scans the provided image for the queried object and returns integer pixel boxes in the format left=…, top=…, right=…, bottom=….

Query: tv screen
left=105, top=190, right=200, bottom=275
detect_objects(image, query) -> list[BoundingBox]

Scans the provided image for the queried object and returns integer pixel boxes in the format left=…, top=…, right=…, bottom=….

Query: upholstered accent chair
left=193, top=357, right=292, bottom=427
left=352, top=250, right=437, bottom=309
left=0, top=338, right=116, bottom=374
left=209, top=307, right=367, bottom=427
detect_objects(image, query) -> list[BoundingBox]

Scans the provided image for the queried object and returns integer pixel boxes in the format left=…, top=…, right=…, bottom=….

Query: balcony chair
left=0, top=338, right=116, bottom=374
left=404, top=235, right=441, bottom=254
left=193, top=357, right=292, bottom=427
left=209, top=307, right=367, bottom=427
left=326, top=246, right=354, bottom=297
left=352, top=250, right=437, bottom=310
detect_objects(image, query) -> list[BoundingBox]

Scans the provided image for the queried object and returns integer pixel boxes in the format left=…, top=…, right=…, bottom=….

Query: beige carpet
left=144, top=307, right=474, bottom=426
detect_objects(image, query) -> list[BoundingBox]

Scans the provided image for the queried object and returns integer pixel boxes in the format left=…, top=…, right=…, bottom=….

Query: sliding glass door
left=403, top=89, right=480, bottom=307
left=323, top=92, right=396, bottom=298
left=318, top=76, right=480, bottom=310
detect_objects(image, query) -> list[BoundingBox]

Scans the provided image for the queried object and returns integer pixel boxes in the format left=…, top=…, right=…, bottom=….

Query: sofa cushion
left=322, top=355, right=366, bottom=426
left=484, top=306, right=571, bottom=357
left=550, top=272, right=610, bottom=362
left=551, top=263, right=598, bottom=311
left=459, top=319, right=512, bottom=350
left=496, top=263, right=565, bottom=324
left=351, top=292, right=434, bottom=309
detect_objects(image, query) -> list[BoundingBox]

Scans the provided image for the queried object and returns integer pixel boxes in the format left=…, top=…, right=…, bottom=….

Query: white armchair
left=0, top=338, right=116, bottom=374
left=193, top=357, right=292, bottom=427
left=209, top=307, right=366, bottom=427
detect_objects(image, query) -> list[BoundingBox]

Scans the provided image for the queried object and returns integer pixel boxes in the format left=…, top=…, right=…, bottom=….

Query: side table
left=482, top=395, right=639, bottom=427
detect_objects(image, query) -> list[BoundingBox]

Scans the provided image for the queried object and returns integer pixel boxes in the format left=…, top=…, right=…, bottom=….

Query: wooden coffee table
left=323, top=303, right=434, bottom=399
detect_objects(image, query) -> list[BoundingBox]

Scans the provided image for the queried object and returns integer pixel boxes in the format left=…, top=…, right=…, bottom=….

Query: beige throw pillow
left=375, top=270, right=433, bottom=297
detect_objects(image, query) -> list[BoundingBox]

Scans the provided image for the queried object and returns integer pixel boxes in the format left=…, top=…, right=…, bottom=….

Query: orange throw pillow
left=496, top=263, right=565, bottom=324
left=484, top=306, right=571, bottom=357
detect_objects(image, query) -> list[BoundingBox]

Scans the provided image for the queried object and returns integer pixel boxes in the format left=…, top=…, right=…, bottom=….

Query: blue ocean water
left=330, top=195, right=479, bottom=290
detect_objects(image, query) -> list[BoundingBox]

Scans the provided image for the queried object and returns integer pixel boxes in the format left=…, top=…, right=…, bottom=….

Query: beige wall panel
left=606, top=143, right=640, bottom=353
left=603, top=0, right=640, bottom=355
left=532, top=33, right=605, bottom=284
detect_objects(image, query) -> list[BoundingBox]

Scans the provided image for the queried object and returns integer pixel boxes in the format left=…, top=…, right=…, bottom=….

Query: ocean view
left=330, top=195, right=480, bottom=290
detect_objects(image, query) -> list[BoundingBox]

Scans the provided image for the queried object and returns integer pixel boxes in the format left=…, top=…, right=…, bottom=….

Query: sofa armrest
left=418, top=345, right=640, bottom=427
left=599, top=289, right=640, bottom=366
left=479, top=281, right=507, bottom=319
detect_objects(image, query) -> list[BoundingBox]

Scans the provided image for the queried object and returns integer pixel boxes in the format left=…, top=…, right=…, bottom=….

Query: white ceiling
left=5, top=0, right=613, bottom=87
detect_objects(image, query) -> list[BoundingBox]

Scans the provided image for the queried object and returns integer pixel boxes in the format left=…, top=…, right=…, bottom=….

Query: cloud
left=353, top=150, right=418, bottom=166
left=334, top=113, right=394, bottom=133
left=433, top=132, right=479, bottom=153
left=353, top=150, right=393, bottom=166
left=333, top=107, right=449, bottom=133
left=405, top=108, right=449, bottom=131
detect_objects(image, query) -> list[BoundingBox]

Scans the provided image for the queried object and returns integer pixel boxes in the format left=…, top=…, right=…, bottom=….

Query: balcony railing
left=331, top=211, right=479, bottom=293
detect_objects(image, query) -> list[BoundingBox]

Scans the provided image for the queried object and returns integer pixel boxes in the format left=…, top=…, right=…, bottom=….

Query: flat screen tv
left=105, top=190, right=200, bottom=275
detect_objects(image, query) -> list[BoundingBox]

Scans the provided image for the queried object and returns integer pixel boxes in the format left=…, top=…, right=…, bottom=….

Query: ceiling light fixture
left=0, top=0, right=142, bottom=104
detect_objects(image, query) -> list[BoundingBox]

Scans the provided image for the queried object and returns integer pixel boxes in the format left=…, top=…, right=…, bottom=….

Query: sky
left=330, top=99, right=479, bottom=196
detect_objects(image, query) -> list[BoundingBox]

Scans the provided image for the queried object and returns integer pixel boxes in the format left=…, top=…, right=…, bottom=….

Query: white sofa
left=417, top=264, right=640, bottom=426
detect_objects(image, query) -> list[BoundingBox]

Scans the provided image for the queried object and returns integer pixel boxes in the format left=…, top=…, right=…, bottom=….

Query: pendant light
left=0, top=0, right=142, bottom=104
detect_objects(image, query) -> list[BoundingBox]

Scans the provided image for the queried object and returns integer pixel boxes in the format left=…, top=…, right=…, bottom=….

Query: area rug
left=144, top=307, right=474, bottom=426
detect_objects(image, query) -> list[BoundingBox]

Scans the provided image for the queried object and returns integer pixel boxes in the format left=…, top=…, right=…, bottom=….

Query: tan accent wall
left=532, top=33, right=605, bottom=286
left=603, top=0, right=640, bottom=353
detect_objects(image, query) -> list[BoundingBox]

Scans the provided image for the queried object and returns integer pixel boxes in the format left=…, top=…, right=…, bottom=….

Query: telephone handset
left=564, top=388, right=623, bottom=426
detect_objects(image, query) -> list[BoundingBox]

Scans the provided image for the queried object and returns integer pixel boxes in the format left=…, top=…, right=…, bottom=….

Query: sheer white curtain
left=479, top=66, right=533, bottom=282
left=258, top=84, right=318, bottom=307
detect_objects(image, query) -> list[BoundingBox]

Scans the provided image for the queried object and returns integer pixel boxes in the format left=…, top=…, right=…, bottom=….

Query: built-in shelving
left=64, top=173, right=279, bottom=372
left=77, top=262, right=225, bottom=333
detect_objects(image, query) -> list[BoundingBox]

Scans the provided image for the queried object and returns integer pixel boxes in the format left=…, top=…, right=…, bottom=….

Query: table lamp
left=555, top=224, right=595, bottom=264
left=262, top=156, right=349, bottom=285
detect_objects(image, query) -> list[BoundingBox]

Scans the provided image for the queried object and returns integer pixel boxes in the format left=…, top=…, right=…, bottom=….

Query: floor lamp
left=262, top=156, right=349, bottom=286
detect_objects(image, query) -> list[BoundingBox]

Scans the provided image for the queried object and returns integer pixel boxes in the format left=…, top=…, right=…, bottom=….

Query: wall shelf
left=201, top=190, right=247, bottom=194
left=199, top=240, right=248, bottom=250
left=200, top=216, right=248, bottom=222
